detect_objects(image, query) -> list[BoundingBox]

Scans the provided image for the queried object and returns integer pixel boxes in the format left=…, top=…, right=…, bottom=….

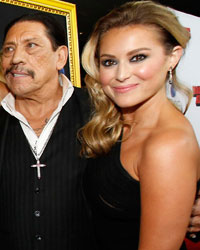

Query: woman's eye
left=101, top=59, right=117, bottom=67
left=131, top=54, right=147, bottom=62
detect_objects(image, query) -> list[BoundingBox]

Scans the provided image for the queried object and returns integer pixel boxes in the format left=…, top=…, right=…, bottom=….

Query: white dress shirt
left=1, top=74, right=74, bottom=160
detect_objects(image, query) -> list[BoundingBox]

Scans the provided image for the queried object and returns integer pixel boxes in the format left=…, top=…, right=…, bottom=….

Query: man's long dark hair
left=3, top=12, right=66, bottom=51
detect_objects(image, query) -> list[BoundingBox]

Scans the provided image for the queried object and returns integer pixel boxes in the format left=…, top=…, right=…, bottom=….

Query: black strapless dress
left=83, top=140, right=189, bottom=249
left=83, top=141, right=140, bottom=250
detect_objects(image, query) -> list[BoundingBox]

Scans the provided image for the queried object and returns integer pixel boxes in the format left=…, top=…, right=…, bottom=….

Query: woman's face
left=99, top=24, right=180, bottom=109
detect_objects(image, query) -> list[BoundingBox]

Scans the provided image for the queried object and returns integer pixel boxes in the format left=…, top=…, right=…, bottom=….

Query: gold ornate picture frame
left=0, top=0, right=81, bottom=87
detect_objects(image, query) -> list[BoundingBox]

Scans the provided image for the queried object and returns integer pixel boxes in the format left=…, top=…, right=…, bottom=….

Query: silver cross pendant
left=31, top=159, right=46, bottom=179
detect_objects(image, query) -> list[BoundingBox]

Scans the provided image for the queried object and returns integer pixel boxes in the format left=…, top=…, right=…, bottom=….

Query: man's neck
left=15, top=85, right=63, bottom=137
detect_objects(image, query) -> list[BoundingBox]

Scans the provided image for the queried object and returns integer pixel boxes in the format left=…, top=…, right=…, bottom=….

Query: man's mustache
left=5, top=66, right=35, bottom=79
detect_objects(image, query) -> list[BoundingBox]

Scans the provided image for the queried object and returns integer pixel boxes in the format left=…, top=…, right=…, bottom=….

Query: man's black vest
left=0, top=87, right=96, bottom=250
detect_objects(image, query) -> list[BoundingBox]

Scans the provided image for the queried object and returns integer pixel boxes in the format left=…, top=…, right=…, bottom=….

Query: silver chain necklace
left=29, top=126, right=54, bottom=179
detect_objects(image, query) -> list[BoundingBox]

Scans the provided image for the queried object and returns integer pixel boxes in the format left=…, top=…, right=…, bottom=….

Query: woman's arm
left=138, top=129, right=199, bottom=250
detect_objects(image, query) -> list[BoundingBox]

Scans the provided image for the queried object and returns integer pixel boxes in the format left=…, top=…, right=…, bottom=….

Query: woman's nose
left=116, top=63, right=131, bottom=82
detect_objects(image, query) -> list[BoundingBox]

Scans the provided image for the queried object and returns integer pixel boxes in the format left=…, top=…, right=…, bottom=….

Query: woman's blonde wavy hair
left=79, top=0, right=191, bottom=158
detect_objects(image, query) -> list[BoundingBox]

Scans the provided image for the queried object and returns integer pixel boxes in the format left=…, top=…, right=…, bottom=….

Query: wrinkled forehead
left=4, top=21, right=48, bottom=44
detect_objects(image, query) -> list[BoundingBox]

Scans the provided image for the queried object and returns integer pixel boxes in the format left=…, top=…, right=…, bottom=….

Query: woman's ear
left=170, top=45, right=183, bottom=69
left=56, top=45, right=68, bottom=70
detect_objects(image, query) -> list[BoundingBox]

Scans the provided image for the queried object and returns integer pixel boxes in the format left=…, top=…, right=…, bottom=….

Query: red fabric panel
left=185, top=238, right=200, bottom=250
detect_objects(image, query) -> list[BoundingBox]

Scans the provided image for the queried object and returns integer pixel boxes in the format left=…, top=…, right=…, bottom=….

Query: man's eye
left=27, top=43, right=36, bottom=48
left=3, top=47, right=14, bottom=55
left=101, top=59, right=117, bottom=67
left=131, top=54, right=147, bottom=62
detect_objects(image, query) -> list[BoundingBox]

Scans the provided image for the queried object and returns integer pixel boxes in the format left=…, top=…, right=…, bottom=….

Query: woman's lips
left=113, top=83, right=139, bottom=93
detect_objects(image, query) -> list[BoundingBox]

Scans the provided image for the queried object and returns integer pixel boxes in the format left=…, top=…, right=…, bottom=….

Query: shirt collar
left=1, top=74, right=74, bottom=122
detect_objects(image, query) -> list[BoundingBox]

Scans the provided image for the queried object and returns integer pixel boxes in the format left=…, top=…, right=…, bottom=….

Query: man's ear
left=56, top=45, right=68, bottom=70
left=170, top=45, right=183, bottom=69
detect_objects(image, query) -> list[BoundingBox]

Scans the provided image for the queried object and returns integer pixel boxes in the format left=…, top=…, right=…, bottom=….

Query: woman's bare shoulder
left=140, top=115, right=200, bottom=176
left=148, top=113, right=198, bottom=151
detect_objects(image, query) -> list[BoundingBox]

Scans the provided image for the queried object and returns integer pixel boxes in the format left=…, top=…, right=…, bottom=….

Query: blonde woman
left=79, top=1, right=200, bottom=249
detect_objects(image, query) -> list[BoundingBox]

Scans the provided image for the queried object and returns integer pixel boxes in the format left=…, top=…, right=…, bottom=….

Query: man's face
left=1, top=21, right=61, bottom=98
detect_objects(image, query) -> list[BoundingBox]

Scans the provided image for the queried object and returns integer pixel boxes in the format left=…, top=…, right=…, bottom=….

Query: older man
left=0, top=13, right=95, bottom=250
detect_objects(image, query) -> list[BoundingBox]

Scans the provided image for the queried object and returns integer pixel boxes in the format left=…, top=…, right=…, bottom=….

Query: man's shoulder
left=73, top=86, right=89, bottom=99
left=72, top=87, right=90, bottom=109
left=68, top=87, right=91, bottom=122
